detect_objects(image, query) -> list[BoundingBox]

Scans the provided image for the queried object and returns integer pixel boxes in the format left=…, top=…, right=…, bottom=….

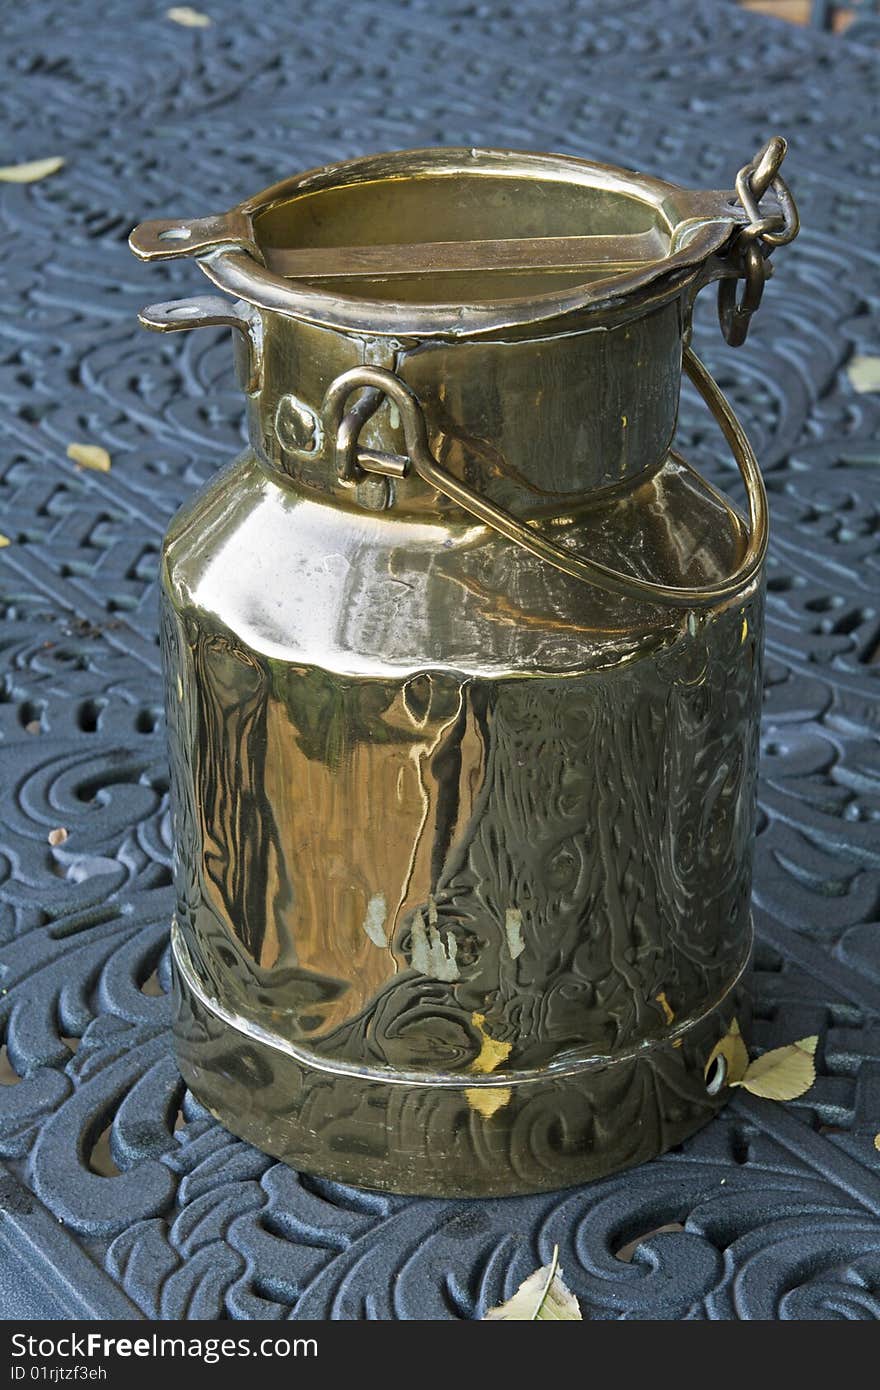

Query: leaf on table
left=166, top=6, right=212, bottom=25
left=705, top=1016, right=749, bottom=1087
left=484, top=1246, right=582, bottom=1320
left=67, top=443, right=111, bottom=472
left=0, top=535, right=10, bottom=548
left=0, top=157, right=64, bottom=183
left=847, top=355, right=880, bottom=393
left=732, top=1034, right=818, bottom=1101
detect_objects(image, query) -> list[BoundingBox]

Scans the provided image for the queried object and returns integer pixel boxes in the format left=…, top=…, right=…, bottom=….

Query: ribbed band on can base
left=171, top=921, right=751, bottom=1198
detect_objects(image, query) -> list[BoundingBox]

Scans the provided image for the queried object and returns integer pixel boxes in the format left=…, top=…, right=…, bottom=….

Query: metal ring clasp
left=718, top=136, right=800, bottom=347
left=735, top=138, right=799, bottom=249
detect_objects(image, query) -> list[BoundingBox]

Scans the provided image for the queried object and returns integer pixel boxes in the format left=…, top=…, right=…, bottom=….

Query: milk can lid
left=129, top=145, right=756, bottom=341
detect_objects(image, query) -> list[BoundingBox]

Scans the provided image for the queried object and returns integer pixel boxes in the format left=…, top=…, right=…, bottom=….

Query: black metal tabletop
left=1, top=0, right=879, bottom=1321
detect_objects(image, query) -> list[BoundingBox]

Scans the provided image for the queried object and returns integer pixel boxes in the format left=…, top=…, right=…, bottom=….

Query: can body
left=130, top=143, right=786, bottom=1195
left=163, top=444, right=761, bottom=1195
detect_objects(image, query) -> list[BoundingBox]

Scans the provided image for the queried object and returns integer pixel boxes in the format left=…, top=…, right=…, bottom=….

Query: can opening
left=253, top=162, right=675, bottom=304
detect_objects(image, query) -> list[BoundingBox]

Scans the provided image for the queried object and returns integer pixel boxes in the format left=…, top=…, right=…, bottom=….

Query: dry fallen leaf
left=67, top=443, right=111, bottom=473
left=0, top=535, right=10, bottom=548
left=484, top=1246, right=582, bottom=1320
left=0, top=156, right=64, bottom=183
left=166, top=6, right=212, bottom=25
left=847, top=355, right=880, bottom=393
left=615, top=1222, right=686, bottom=1264
left=47, top=827, right=68, bottom=847
left=874, top=1134, right=880, bottom=1153
left=732, top=1034, right=818, bottom=1101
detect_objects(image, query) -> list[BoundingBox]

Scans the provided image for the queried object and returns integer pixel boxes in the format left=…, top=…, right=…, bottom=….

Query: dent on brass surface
left=141, top=145, right=768, bottom=1195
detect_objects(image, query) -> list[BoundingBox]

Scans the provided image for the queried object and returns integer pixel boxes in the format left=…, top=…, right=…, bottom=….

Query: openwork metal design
left=0, top=0, right=879, bottom=1318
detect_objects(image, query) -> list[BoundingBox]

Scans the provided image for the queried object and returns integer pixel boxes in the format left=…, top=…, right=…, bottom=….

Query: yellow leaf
left=705, top=1016, right=749, bottom=1088
left=465, top=1086, right=512, bottom=1119
left=0, top=157, right=64, bottom=184
left=469, top=1011, right=512, bottom=1074
left=67, top=443, right=111, bottom=472
left=485, top=1246, right=582, bottom=1320
left=166, top=6, right=212, bottom=25
left=0, top=535, right=10, bottom=548
left=847, top=355, right=880, bottom=393
left=732, top=1034, right=818, bottom=1101
left=47, top=827, right=68, bottom=847
left=874, top=1134, right=880, bottom=1153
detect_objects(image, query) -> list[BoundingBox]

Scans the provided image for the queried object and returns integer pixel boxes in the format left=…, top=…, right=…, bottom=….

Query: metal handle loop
left=718, top=242, right=768, bottom=349
left=735, top=139, right=799, bottom=249
left=718, top=136, right=799, bottom=346
left=322, top=346, right=768, bottom=611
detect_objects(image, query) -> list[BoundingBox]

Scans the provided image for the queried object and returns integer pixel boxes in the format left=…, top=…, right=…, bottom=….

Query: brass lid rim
left=135, top=146, right=744, bottom=342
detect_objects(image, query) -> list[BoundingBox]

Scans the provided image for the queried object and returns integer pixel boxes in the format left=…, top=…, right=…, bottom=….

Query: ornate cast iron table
left=1, top=0, right=879, bottom=1320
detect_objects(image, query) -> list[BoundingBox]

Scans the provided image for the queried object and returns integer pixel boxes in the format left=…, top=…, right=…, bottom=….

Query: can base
left=172, top=925, right=750, bottom=1198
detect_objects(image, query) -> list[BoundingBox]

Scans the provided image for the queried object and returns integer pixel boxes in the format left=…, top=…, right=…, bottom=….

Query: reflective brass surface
left=160, top=446, right=762, bottom=1192
left=131, top=141, right=797, bottom=1195
left=255, top=300, right=687, bottom=511
left=317, top=346, right=767, bottom=607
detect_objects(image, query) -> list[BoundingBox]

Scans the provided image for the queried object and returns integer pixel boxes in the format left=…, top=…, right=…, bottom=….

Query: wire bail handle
left=322, top=347, right=768, bottom=610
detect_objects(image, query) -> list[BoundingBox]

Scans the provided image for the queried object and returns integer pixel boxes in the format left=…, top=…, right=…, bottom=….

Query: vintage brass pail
left=130, top=138, right=798, bottom=1195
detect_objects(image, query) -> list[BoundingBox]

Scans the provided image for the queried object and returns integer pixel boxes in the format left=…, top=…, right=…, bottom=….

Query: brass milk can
left=130, top=138, right=798, bottom=1196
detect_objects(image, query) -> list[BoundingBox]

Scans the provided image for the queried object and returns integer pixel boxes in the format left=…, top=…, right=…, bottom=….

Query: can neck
left=250, top=295, right=687, bottom=518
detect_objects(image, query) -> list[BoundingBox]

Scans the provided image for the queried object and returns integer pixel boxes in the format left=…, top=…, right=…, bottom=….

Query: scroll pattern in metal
left=0, top=0, right=878, bottom=1319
